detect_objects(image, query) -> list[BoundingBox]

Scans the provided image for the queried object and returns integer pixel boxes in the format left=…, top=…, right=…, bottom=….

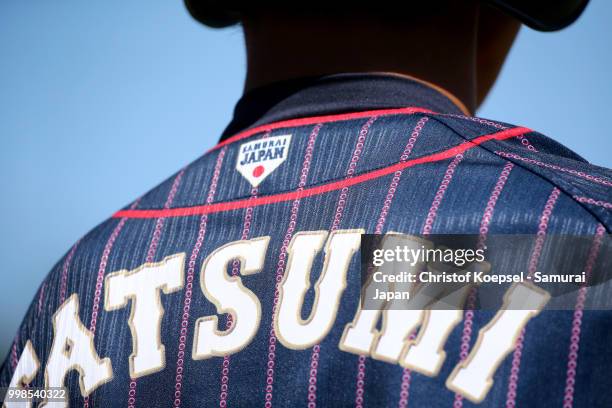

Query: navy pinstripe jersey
left=2, top=74, right=611, bottom=407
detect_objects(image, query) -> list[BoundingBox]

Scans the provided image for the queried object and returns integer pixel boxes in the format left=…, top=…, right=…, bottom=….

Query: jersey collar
left=220, top=72, right=469, bottom=142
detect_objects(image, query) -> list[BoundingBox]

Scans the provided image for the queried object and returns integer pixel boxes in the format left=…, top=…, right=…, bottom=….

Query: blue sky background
left=0, top=0, right=610, bottom=360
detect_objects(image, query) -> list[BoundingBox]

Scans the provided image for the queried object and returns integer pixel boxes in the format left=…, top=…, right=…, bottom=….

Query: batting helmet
left=184, top=0, right=589, bottom=32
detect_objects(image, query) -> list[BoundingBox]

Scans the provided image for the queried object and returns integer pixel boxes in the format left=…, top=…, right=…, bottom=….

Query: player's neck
left=242, top=7, right=479, bottom=113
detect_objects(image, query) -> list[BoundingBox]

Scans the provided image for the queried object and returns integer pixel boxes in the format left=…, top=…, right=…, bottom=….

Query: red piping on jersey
left=114, top=126, right=531, bottom=220
left=209, top=106, right=434, bottom=152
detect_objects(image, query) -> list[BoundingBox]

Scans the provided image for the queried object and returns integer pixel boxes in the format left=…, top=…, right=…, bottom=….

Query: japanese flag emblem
left=236, top=134, right=292, bottom=187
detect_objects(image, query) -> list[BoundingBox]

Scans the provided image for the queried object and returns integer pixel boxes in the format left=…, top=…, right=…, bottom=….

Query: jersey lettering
left=4, top=340, right=40, bottom=408
left=193, top=237, right=269, bottom=359
left=20, top=232, right=551, bottom=405
left=40, top=295, right=113, bottom=408
left=275, top=230, right=362, bottom=349
left=104, top=253, right=185, bottom=378
left=446, top=283, right=550, bottom=402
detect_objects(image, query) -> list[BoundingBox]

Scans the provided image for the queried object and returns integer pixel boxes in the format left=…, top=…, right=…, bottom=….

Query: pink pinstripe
left=306, top=117, right=377, bottom=408
left=454, top=161, right=515, bottom=408
left=219, top=186, right=258, bottom=408
left=83, top=198, right=141, bottom=408
left=573, top=196, right=612, bottom=209
left=128, top=169, right=185, bottom=408
left=173, top=148, right=226, bottom=408
left=505, top=187, right=561, bottom=408
left=145, top=170, right=186, bottom=263
left=88, top=217, right=130, bottom=334
left=442, top=114, right=535, bottom=152
left=37, top=281, right=47, bottom=316
left=263, top=124, right=323, bottom=408
left=517, top=135, right=537, bottom=152
left=496, top=151, right=612, bottom=187
left=562, top=224, right=606, bottom=408
left=528, top=188, right=561, bottom=278
left=220, top=134, right=268, bottom=408
left=443, top=115, right=536, bottom=151
left=442, top=114, right=508, bottom=130
left=89, top=200, right=141, bottom=334
left=331, top=117, right=427, bottom=408
left=59, top=241, right=80, bottom=305
left=371, top=117, right=430, bottom=408
left=397, top=361, right=414, bottom=408
left=375, top=117, right=428, bottom=234
left=397, top=150, right=466, bottom=406
left=477, top=162, right=515, bottom=247
left=307, top=344, right=321, bottom=408
left=10, top=336, right=18, bottom=372
left=331, top=118, right=376, bottom=233
left=422, top=154, right=464, bottom=235
left=354, top=355, right=367, bottom=407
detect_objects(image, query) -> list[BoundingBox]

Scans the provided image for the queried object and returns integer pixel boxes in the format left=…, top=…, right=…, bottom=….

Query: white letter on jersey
left=400, top=259, right=489, bottom=376
left=340, top=234, right=430, bottom=359
left=399, top=305, right=467, bottom=376
left=340, top=233, right=485, bottom=377
left=276, top=230, right=362, bottom=349
left=4, top=340, right=40, bottom=408
left=104, top=253, right=185, bottom=378
left=446, top=283, right=550, bottom=403
left=41, top=294, right=113, bottom=408
left=193, top=237, right=269, bottom=359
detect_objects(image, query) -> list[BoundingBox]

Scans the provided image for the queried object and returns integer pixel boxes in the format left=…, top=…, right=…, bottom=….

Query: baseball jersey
left=2, top=73, right=611, bottom=407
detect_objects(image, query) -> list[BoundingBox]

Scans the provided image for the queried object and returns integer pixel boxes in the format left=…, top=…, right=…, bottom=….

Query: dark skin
left=241, top=3, right=520, bottom=114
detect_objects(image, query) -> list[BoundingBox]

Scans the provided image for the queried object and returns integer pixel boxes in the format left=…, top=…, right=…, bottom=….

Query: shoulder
left=214, top=109, right=611, bottom=231
left=419, top=112, right=612, bottom=231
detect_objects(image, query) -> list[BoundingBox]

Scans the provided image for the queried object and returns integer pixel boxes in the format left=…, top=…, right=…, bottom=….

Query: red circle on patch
left=252, top=165, right=265, bottom=177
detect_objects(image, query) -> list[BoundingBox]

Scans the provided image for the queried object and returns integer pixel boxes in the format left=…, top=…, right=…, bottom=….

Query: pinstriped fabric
left=311, top=117, right=378, bottom=408
left=442, top=113, right=508, bottom=130
left=218, top=126, right=272, bottom=408
left=146, top=170, right=186, bottom=263
left=496, top=152, right=612, bottom=187
left=517, top=135, right=537, bottom=152
left=375, top=117, right=429, bottom=235
left=111, top=127, right=532, bottom=220
left=331, top=117, right=376, bottom=232
left=218, top=187, right=258, bottom=408
left=263, top=124, right=322, bottom=407
left=562, top=224, right=606, bottom=408
left=128, top=169, right=185, bottom=408
left=337, top=116, right=428, bottom=408
left=58, top=241, right=80, bottom=305
left=439, top=113, right=540, bottom=151
left=504, top=187, right=562, bottom=408
left=211, top=107, right=430, bottom=153
left=9, top=337, right=18, bottom=373
left=453, top=161, right=515, bottom=408
left=370, top=116, right=430, bottom=408
left=173, top=148, right=227, bottom=408
left=347, top=116, right=428, bottom=408
left=422, top=154, right=464, bottom=235
left=398, top=150, right=467, bottom=407
left=83, top=198, right=141, bottom=408
left=1, top=105, right=610, bottom=408
left=284, top=127, right=320, bottom=407
left=88, top=216, right=132, bottom=334
left=37, top=282, right=48, bottom=316
left=573, top=196, right=612, bottom=209
left=81, top=201, right=139, bottom=408
left=89, top=200, right=141, bottom=334
left=477, top=163, right=515, bottom=246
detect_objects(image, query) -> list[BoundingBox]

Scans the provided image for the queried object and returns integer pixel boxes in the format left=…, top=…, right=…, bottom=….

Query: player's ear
left=476, top=4, right=521, bottom=108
